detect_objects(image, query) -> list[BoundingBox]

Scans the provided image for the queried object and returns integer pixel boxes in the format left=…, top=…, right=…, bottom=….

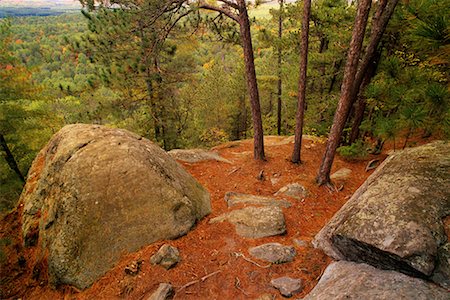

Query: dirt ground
left=1, top=135, right=432, bottom=300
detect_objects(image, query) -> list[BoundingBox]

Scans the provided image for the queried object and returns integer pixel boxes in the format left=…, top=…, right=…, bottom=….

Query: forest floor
left=0, top=135, right=435, bottom=299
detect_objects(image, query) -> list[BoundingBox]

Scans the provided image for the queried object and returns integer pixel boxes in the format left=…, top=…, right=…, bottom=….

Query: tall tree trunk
left=316, top=0, right=372, bottom=186
left=350, top=0, right=399, bottom=105
left=0, top=134, right=25, bottom=183
left=277, top=0, right=284, bottom=136
left=328, top=59, right=343, bottom=94
left=238, top=1, right=265, bottom=160
left=292, top=0, right=311, bottom=164
left=349, top=47, right=382, bottom=144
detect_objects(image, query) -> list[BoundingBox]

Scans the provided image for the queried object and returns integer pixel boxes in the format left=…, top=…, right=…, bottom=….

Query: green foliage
left=337, top=140, right=368, bottom=160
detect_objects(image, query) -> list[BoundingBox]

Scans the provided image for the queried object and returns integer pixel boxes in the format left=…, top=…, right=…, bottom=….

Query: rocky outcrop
left=168, top=149, right=232, bottom=164
left=304, top=261, right=449, bottom=300
left=209, top=206, right=286, bottom=238
left=20, top=124, right=211, bottom=290
left=313, top=141, right=450, bottom=286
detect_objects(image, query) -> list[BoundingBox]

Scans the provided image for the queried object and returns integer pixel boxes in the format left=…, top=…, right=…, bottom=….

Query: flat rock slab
left=146, top=283, right=174, bottom=300
left=150, top=244, right=180, bottom=270
left=274, top=183, right=308, bottom=200
left=209, top=206, right=286, bottom=238
left=270, top=276, right=302, bottom=297
left=303, top=261, right=450, bottom=300
left=168, top=149, right=232, bottom=164
left=330, top=168, right=352, bottom=181
left=225, top=192, right=291, bottom=208
left=314, top=141, right=450, bottom=286
left=249, top=243, right=296, bottom=264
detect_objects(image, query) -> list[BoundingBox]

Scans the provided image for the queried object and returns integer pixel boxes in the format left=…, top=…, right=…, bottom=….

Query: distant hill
left=0, top=0, right=81, bottom=9
left=0, top=0, right=81, bottom=18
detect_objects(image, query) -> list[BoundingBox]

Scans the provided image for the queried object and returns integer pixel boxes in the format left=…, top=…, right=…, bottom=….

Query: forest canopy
left=1, top=0, right=449, bottom=210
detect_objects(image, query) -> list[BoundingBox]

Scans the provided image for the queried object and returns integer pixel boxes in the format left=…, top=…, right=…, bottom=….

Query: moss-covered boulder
left=20, top=124, right=211, bottom=290
left=313, top=141, right=450, bottom=287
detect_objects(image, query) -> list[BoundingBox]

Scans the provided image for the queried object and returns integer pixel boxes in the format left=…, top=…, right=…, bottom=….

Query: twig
left=177, top=270, right=222, bottom=292
left=227, top=167, right=240, bottom=175
left=234, top=276, right=249, bottom=296
left=232, top=252, right=272, bottom=268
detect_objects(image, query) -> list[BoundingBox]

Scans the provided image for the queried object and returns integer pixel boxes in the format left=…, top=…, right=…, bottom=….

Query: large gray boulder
left=20, top=124, right=211, bottom=290
left=304, top=261, right=449, bottom=300
left=313, top=141, right=450, bottom=285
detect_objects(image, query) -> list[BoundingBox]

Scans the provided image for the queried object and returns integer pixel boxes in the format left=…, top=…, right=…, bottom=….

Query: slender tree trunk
left=349, top=47, right=382, bottom=144
left=328, top=59, right=343, bottom=94
left=292, top=0, right=311, bottom=164
left=350, top=0, right=399, bottom=105
left=277, top=0, right=284, bottom=136
left=238, top=1, right=265, bottom=160
left=316, top=0, right=372, bottom=186
left=0, top=134, right=25, bottom=183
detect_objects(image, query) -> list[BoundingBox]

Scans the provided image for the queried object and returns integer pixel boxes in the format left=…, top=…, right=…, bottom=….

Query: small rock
left=146, top=283, right=174, bottom=300
left=275, top=183, right=308, bottom=200
left=255, top=294, right=275, bottom=300
left=249, top=243, right=296, bottom=264
left=225, top=192, right=291, bottom=208
left=209, top=206, right=286, bottom=238
left=293, top=239, right=309, bottom=248
left=330, top=168, right=352, bottom=181
left=271, top=277, right=303, bottom=298
left=150, top=244, right=180, bottom=270
left=124, top=260, right=142, bottom=276
left=168, top=149, right=232, bottom=164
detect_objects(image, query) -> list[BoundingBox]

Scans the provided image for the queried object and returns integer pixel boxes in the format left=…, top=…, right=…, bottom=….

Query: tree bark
left=198, top=0, right=265, bottom=160
left=0, top=134, right=25, bottom=183
left=292, top=0, right=311, bottom=163
left=349, top=47, right=382, bottom=144
left=328, top=59, right=343, bottom=94
left=276, top=0, right=284, bottom=136
left=316, top=0, right=372, bottom=186
left=237, top=0, right=265, bottom=160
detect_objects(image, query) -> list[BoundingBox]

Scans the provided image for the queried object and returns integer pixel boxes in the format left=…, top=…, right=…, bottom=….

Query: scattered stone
left=365, top=159, right=380, bottom=171
left=275, top=183, right=308, bottom=200
left=209, top=206, right=286, bottom=238
left=146, top=283, right=174, bottom=300
left=330, top=168, right=352, bottom=181
left=270, top=173, right=282, bottom=186
left=20, top=124, right=211, bottom=290
left=124, top=260, right=142, bottom=276
left=293, top=239, right=309, bottom=248
left=168, top=149, right=232, bottom=164
left=431, top=243, right=450, bottom=289
left=150, top=244, right=180, bottom=270
left=270, top=276, right=302, bottom=298
left=303, top=261, right=450, bottom=300
left=225, top=192, right=291, bottom=208
left=249, top=243, right=296, bottom=264
left=314, top=141, right=450, bottom=287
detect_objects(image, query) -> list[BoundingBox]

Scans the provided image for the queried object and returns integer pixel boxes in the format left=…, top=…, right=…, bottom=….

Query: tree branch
left=197, top=2, right=239, bottom=23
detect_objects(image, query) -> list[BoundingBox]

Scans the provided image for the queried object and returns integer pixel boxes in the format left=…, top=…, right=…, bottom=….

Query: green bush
left=337, top=140, right=368, bottom=160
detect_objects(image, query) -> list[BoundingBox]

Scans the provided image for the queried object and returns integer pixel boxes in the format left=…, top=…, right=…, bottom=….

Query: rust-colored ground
left=1, top=135, right=432, bottom=300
